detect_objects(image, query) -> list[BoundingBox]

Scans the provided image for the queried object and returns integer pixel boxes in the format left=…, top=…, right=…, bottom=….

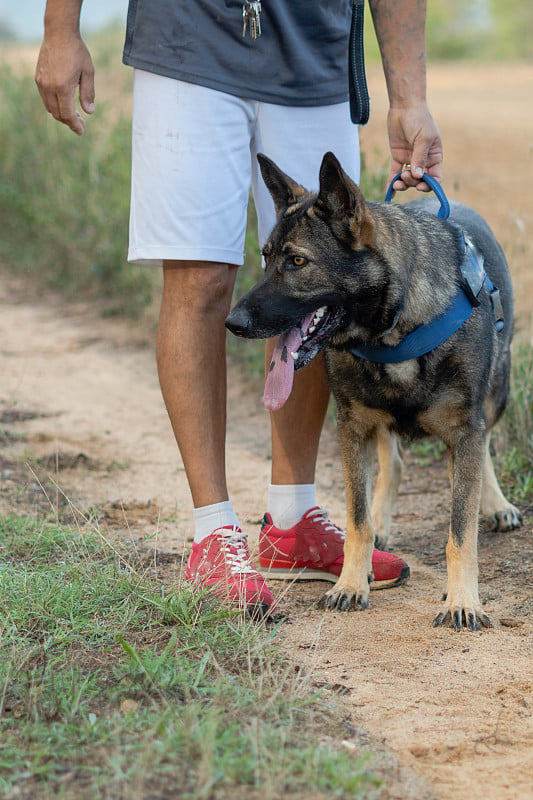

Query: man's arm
left=369, top=0, right=443, bottom=191
left=35, top=0, right=95, bottom=136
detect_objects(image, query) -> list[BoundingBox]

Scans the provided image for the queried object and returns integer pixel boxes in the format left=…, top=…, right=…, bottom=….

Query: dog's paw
left=433, top=604, right=493, bottom=632
left=374, top=532, right=389, bottom=551
left=318, top=584, right=370, bottom=612
left=484, top=503, right=523, bottom=532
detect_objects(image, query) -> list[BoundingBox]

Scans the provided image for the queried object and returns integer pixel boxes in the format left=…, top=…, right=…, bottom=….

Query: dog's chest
left=325, top=350, right=436, bottom=438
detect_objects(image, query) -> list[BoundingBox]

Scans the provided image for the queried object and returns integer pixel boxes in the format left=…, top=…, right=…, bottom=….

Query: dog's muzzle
left=225, top=305, right=255, bottom=337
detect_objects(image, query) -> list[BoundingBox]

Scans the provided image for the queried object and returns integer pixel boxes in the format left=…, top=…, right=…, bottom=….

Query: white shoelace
left=220, top=528, right=257, bottom=575
left=307, top=507, right=346, bottom=539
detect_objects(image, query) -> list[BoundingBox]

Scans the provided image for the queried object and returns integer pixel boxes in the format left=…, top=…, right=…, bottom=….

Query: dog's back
left=409, top=198, right=514, bottom=334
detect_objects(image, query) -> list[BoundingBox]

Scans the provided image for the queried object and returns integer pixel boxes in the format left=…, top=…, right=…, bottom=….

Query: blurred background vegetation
left=368, top=0, right=533, bottom=62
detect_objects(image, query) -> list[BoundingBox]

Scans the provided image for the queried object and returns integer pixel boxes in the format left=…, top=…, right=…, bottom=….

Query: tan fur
left=385, top=361, right=420, bottom=384
left=371, top=428, right=403, bottom=550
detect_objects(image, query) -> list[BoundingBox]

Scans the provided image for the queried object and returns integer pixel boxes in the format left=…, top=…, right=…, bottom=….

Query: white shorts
left=128, top=69, right=360, bottom=265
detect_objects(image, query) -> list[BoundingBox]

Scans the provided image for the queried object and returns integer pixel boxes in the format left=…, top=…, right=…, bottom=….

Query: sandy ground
left=0, top=63, right=532, bottom=799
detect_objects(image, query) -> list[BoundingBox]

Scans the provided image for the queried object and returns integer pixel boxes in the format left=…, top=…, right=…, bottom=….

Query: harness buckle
left=460, top=235, right=485, bottom=307
left=490, top=287, right=505, bottom=332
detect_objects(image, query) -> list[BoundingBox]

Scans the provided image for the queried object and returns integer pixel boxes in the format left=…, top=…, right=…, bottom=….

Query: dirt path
left=1, top=63, right=532, bottom=799
left=1, top=278, right=531, bottom=800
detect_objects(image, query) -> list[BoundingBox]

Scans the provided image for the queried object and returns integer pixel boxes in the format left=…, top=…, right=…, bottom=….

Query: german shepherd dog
left=226, top=152, right=522, bottom=631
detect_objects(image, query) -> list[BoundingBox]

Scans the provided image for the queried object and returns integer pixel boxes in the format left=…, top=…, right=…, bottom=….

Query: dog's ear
left=257, top=153, right=307, bottom=213
left=317, top=152, right=373, bottom=243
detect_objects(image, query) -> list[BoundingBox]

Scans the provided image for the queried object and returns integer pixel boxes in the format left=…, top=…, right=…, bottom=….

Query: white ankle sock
left=193, top=501, right=240, bottom=543
left=267, top=484, right=316, bottom=530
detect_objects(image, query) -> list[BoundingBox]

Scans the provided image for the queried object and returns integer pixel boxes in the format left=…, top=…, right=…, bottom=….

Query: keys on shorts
left=242, top=0, right=262, bottom=39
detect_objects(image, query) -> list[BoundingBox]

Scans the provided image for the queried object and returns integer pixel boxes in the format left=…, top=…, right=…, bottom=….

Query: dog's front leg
left=371, top=427, right=403, bottom=549
left=434, top=426, right=493, bottom=632
left=319, top=427, right=374, bottom=612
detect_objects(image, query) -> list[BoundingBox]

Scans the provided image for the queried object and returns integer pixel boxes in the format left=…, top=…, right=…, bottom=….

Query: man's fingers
left=410, top=129, right=444, bottom=190
left=399, top=163, right=431, bottom=192
left=55, top=87, right=86, bottom=134
left=79, top=69, right=96, bottom=115
left=35, top=80, right=54, bottom=116
left=388, top=153, right=442, bottom=193
left=387, top=160, right=437, bottom=194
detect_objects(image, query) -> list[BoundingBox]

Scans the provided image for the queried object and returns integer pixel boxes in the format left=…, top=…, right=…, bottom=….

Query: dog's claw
left=485, top=506, right=523, bottom=532
left=433, top=611, right=449, bottom=628
left=318, top=590, right=369, bottom=612
left=434, top=607, right=492, bottom=631
left=466, top=612, right=480, bottom=631
left=338, top=594, right=355, bottom=612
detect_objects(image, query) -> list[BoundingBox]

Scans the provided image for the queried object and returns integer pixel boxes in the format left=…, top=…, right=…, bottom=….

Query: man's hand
left=35, top=32, right=95, bottom=136
left=386, top=102, right=443, bottom=193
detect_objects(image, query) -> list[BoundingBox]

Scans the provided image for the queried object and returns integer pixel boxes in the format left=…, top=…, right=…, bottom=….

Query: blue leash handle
left=384, top=172, right=450, bottom=219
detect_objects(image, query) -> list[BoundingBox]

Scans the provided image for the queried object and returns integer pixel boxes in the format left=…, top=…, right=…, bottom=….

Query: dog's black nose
left=225, top=305, right=253, bottom=337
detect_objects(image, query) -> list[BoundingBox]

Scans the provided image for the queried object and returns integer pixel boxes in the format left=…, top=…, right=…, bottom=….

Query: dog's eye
left=290, top=256, right=307, bottom=268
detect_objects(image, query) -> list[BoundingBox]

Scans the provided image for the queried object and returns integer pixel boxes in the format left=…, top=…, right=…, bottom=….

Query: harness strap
left=349, top=286, right=474, bottom=364
left=349, top=235, right=503, bottom=364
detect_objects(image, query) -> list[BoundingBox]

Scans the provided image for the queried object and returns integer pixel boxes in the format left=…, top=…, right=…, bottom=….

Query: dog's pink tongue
left=263, top=326, right=303, bottom=411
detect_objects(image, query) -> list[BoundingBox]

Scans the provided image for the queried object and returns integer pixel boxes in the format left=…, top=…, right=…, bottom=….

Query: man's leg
left=157, top=260, right=237, bottom=508
left=158, top=259, right=274, bottom=612
left=268, top=347, right=330, bottom=486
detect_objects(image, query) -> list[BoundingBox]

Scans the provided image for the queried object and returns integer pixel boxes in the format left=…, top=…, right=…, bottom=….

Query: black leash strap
left=349, top=0, right=370, bottom=125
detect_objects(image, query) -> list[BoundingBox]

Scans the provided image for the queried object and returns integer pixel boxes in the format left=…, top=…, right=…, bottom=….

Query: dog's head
left=225, top=152, right=399, bottom=409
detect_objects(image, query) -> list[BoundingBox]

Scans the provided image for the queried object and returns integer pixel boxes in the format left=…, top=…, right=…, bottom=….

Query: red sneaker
left=185, top=526, right=274, bottom=615
left=259, top=507, right=410, bottom=589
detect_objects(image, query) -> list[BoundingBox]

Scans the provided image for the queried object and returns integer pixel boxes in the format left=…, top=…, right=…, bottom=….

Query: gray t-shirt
left=123, top=0, right=352, bottom=106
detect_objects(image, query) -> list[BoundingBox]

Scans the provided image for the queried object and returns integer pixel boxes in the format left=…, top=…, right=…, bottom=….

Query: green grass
left=0, top=514, right=378, bottom=799
left=0, top=60, right=152, bottom=317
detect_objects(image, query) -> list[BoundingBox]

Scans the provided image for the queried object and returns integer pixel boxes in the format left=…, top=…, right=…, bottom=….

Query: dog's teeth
left=316, top=308, right=325, bottom=318
left=290, top=351, right=298, bottom=360
left=309, top=325, right=316, bottom=333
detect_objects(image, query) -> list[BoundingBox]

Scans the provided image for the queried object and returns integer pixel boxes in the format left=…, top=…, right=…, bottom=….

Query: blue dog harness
left=349, top=174, right=504, bottom=365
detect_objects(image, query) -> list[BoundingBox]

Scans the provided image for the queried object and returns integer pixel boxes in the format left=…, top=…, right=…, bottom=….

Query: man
left=36, top=1, right=443, bottom=614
